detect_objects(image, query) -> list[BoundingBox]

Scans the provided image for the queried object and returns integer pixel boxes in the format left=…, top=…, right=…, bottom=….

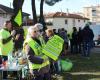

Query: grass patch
left=57, top=52, right=100, bottom=80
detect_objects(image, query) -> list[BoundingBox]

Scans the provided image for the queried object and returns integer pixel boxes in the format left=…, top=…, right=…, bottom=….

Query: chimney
left=10, top=2, right=12, bottom=8
left=66, top=8, right=69, bottom=16
left=60, top=9, right=63, bottom=16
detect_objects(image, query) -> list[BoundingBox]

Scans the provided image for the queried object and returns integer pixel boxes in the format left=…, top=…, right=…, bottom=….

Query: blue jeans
left=82, top=41, right=92, bottom=57
left=54, top=61, right=59, bottom=74
left=50, top=61, right=59, bottom=74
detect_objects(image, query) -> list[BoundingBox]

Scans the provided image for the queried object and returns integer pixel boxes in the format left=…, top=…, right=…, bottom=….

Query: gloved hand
left=11, top=30, right=16, bottom=37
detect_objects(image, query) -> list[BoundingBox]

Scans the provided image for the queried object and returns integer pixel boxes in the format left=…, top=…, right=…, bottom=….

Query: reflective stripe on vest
left=42, top=35, right=64, bottom=61
left=29, top=55, right=49, bottom=69
left=24, top=38, right=49, bottom=69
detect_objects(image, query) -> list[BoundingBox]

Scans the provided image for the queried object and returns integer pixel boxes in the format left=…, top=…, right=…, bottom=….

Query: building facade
left=0, top=4, right=30, bottom=28
left=84, top=5, right=100, bottom=24
left=45, top=12, right=89, bottom=32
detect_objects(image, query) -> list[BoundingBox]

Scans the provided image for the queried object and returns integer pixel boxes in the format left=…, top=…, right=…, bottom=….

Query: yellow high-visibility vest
left=23, top=27, right=28, bottom=39
left=14, top=9, right=22, bottom=27
left=68, top=31, right=73, bottom=39
left=42, top=35, right=64, bottom=61
left=0, top=29, right=13, bottom=56
left=24, top=38, right=49, bottom=70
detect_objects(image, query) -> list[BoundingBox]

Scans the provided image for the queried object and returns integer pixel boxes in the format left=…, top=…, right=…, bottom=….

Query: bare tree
left=31, top=0, right=38, bottom=25
left=39, top=0, right=63, bottom=30
left=45, top=0, right=62, bottom=6
left=39, top=0, right=46, bottom=31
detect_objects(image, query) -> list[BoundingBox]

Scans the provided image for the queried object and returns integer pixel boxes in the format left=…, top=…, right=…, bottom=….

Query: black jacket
left=82, top=27, right=94, bottom=42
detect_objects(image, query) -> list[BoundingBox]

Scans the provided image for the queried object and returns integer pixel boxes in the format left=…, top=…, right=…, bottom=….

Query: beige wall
left=84, top=6, right=100, bottom=23
left=53, top=18, right=67, bottom=29
left=84, top=7, right=92, bottom=22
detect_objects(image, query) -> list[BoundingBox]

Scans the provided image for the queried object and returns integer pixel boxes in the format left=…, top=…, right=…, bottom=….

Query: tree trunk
left=31, top=0, right=37, bottom=25
left=39, top=0, right=46, bottom=31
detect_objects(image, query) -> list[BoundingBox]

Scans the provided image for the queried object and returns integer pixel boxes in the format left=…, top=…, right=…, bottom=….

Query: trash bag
left=60, top=59, right=73, bottom=71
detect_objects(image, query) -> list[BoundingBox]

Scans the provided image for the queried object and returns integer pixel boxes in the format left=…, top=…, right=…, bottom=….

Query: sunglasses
left=34, top=30, right=42, bottom=32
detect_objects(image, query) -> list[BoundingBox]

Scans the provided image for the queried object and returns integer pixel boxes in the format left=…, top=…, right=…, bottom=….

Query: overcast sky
left=0, top=0, right=100, bottom=17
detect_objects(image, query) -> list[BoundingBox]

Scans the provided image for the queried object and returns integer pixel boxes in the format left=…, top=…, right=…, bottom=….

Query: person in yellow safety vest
left=43, top=28, right=64, bottom=61
left=33, top=23, right=46, bottom=48
left=44, top=28, right=64, bottom=74
left=0, top=20, right=16, bottom=79
left=23, top=25, right=50, bottom=80
left=23, top=27, right=28, bottom=39
left=0, top=20, right=16, bottom=65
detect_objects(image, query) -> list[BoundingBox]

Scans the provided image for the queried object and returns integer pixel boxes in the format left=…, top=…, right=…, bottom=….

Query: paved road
left=91, top=47, right=100, bottom=53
